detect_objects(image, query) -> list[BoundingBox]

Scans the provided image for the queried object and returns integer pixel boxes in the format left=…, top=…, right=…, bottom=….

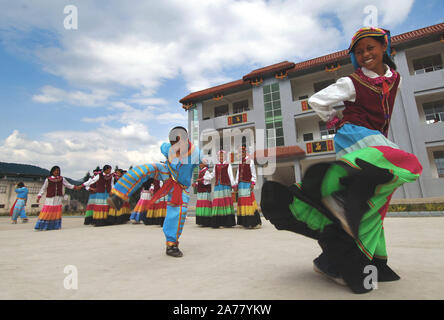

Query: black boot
left=371, top=257, right=401, bottom=282
left=313, top=252, right=346, bottom=286
left=166, top=245, right=183, bottom=258
left=318, top=224, right=375, bottom=294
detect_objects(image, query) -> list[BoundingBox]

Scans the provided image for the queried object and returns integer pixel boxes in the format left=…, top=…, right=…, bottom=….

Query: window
left=0, top=185, right=6, bottom=193
left=233, top=100, right=249, bottom=114
left=313, top=79, right=335, bottom=93
left=191, top=109, right=199, bottom=145
left=433, top=151, right=444, bottom=178
left=214, top=105, right=229, bottom=118
left=413, top=54, right=443, bottom=74
left=28, top=186, right=41, bottom=194
left=319, top=122, right=336, bottom=139
left=303, top=133, right=314, bottom=141
left=263, top=83, right=285, bottom=147
left=0, top=204, right=5, bottom=208
left=424, top=100, right=444, bottom=124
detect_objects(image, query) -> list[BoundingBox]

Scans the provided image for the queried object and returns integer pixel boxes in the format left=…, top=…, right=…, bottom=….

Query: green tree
left=83, top=171, right=91, bottom=182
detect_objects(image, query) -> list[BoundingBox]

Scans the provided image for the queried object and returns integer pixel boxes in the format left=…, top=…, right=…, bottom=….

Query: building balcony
left=421, top=122, right=444, bottom=144
left=293, top=99, right=344, bottom=117
left=200, top=110, right=255, bottom=131
left=296, top=138, right=336, bottom=157
left=408, top=68, right=444, bottom=92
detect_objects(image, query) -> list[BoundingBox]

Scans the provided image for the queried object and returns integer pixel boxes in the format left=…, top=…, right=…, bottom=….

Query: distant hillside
left=0, top=162, right=81, bottom=184
left=0, top=162, right=50, bottom=176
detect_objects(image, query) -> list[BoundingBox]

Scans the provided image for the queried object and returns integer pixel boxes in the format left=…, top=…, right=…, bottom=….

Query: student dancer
left=35, top=166, right=80, bottom=230
left=81, top=165, right=114, bottom=227
left=209, top=150, right=236, bottom=228
left=108, top=126, right=204, bottom=257
left=154, top=180, right=168, bottom=226
left=84, top=167, right=100, bottom=225
left=131, top=178, right=154, bottom=224
left=235, top=146, right=261, bottom=229
left=144, top=179, right=165, bottom=226
left=107, top=169, right=131, bottom=225
left=193, top=162, right=213, bottom=227
left=260, top=27, right=422, bottom=294
left=10, top=182, right=29, bottom=224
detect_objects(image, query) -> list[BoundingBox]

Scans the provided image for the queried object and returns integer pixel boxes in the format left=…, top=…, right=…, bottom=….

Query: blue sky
left=0, top=0, right=443, bottom=179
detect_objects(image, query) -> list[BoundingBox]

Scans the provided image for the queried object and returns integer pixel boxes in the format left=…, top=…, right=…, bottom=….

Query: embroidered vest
left=89, top=182, right=97, bottom=194
left=238, top=163, right=252, bottom=183
left=46, top=177, right=64, bottom=197
left=153, top=180, right=161, bottom=193
left=96, top=173, right=113, bottom=193
left=339, top=69, right=400, bottom=137
left=215, top=164, right=231, bottom=186
left=197, top=168, right=211, bottom=193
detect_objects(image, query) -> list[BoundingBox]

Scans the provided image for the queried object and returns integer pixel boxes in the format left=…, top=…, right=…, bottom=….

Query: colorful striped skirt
left=84, top=193, right=97, bottom=225
left=273, top=145, right=422, bottom=260
left=195, top=191, right=212, bottom=227
left=35, top=196, right=63, bottom=230
left=131, top=191, right=152, bottom=223
left=210, top=184, right=235, bottom=228
left=143, top=196, right=166, bottom=226
left=334, top=124, right=399, bottom=159
left=91, top=192, right=110, bottom=226
left=108, top=201, right=131, bottom=225
left=236, top=182, right=262, bottom=228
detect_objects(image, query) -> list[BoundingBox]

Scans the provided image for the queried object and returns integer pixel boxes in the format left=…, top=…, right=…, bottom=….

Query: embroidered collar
left=48, top=176, right=63, bottom=182
left=356, top=65, right=398, bottom=86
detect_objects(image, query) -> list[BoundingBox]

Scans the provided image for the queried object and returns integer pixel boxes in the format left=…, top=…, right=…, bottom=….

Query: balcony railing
left=304, top=139, right=335, bottom=154
left=201, top=111, right=252, bottom=130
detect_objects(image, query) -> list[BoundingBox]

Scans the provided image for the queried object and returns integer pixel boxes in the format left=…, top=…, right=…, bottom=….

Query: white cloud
left=0, top=128, right=164, bottom=179
left=32, top=86, right=113, bottom=107
left=156, top=112, right=187, bottom=124
left=128, top=97, right=169, bottom=106
left=0, top=0, right=415, bottom=178
left=0, top=0, right=415, bottom=96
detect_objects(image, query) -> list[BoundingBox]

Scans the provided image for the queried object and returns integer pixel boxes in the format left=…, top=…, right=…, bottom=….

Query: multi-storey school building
left=180, top=22, right=444, bottom=201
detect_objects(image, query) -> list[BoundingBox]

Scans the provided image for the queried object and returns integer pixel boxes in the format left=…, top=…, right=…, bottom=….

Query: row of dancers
left=11, top=145, right=261, bottom=231
left=193, top=148, right=261, bottom=229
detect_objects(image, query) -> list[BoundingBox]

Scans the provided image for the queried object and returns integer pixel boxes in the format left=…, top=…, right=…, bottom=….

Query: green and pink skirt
left=286, top=145, right=422, bottom=260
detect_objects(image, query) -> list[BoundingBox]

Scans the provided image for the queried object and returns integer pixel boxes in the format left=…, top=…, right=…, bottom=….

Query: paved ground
left=1, top=215, right=444, bottom=300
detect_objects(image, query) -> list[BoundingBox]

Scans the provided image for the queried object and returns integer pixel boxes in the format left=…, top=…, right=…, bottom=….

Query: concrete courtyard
left=1, top=215, right=444, bottom=300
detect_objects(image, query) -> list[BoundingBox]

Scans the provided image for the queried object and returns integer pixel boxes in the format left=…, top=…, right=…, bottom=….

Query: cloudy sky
left=0, top=0, right=442, bottom=179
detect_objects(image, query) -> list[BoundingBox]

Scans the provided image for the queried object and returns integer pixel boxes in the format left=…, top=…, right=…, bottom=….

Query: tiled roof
left=180, top=22, right=444, bottom=104
left=254, top=145, right=305, bottom=160
left=288, top=22, right=444, bottom=75
left=179, top=79, right=247, bottom=104
left=242, top=61, right=295, bottom=81
left=392, top=22, right=444, bottom=45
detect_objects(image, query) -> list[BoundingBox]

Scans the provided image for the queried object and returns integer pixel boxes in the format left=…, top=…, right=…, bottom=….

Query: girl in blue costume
left=10, top=182, right=29, bottom=224
left=108, top=126, right=204, bottom=258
